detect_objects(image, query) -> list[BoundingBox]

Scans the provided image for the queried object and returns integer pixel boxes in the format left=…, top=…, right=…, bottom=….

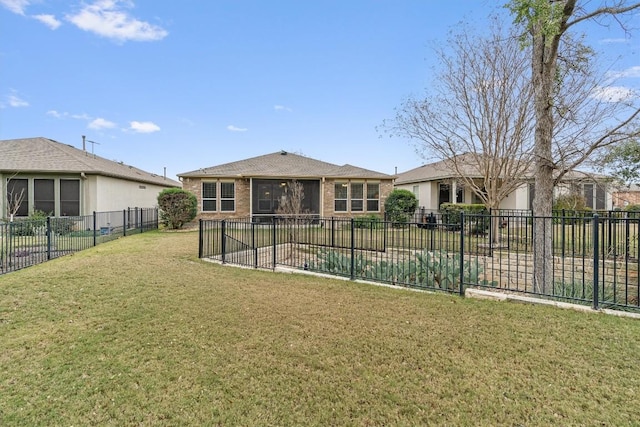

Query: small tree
left=157, top=188, right=197, bottom=230
left=276, top=180, right=307, bottom=221
left=384, top=189, right=418, bottom=227
left=6, top=175, right=26, bottom=222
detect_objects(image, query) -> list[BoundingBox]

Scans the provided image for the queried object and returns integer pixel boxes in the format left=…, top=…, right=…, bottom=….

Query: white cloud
left=88, top=117, right=116, bottom=129
left=47, top=110, right=94, bottom=120
left=66, top=0, right=168, bottom=42
left=227, top=125, right=248, bottom=132
left=46, top=109, right=63, bottom=118
left=33, top=14, right=62, bottom=30
left=591, top=86, right=636, bottom=102
left=606, top=66, right=640, bottom=81
left=0, top=0, right=30, bottom=15
left=7, top=93, right=29, bottom=107
left=129, top=120, right=160, bottom=133
left=600, top=38, right=630, bottom=44
left=71, top=113, right=91, bottom=120
left=274, top=104, right=292, bottom=112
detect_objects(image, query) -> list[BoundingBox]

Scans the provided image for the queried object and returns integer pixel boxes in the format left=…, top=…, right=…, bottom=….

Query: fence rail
left=199, top=212, right=640, bottom=313
left=1, top=208, right=158, bottom=275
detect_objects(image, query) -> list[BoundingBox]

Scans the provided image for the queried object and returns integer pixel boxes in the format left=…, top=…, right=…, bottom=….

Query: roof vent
left=280, top=150, right=287, bottom=155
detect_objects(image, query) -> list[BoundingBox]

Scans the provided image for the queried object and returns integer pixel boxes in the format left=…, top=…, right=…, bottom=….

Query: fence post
left=459, top=212, right=465, bottom=296
left=252, top=222, right=257, bottom=268
left=93, top=211, right=97, bottom=246
left=123, top=210, right=127, bottom=237
left=272, top=217, right=277, bottom=269
left=331, top=217, right=335, bottom=248
left=46, top=216, right=52, bottom=260
left=592, top=214, right=600, bottom=310
left=198, top=219, right=203, bottom=258
left=221, top=220, right=226, bottom=264
left=350, top=218, right=355, bottom=280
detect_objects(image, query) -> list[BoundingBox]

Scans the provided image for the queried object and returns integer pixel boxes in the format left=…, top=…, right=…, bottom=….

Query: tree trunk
left=531, top=17, right=559, bottom=294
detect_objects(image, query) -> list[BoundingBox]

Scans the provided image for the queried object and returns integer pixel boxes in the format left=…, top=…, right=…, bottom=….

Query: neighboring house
left=1, top=137, right=181, bottom=218
left=395, top=156, right=613, bottom=211
left=178, top=151, right=395, bottom=222
left=613, top=184, right=640, bottom=209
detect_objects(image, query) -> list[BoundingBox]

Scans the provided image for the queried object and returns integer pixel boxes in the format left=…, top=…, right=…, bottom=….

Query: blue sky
left=2, top=1, right=640, bottom=180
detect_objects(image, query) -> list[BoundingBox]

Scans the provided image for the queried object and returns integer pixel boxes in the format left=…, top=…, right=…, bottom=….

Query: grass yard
left=1, top=230, right=640, bottom=425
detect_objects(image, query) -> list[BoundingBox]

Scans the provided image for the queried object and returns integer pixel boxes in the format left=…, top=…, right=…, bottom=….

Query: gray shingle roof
left=396, top=154, right=610, bottom=185
left=0, top=137, right=180, bottom=187
left=178, top=151, right=394, bottom=180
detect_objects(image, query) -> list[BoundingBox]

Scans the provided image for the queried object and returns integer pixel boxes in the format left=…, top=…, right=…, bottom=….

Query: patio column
left=451, top=180, right=457, bottom=204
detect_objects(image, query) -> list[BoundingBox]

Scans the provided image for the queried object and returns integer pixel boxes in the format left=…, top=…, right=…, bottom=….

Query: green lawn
left=1, top=230, right=639, bottom=426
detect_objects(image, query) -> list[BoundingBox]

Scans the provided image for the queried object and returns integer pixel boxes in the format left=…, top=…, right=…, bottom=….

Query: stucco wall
left=93, top=175, right=167, bottom=211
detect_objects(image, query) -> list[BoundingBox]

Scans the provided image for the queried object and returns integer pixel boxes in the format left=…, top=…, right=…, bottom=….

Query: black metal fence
left=199, top=212, right=640, bottom=313
left=1, top=207, right=158, bottom=275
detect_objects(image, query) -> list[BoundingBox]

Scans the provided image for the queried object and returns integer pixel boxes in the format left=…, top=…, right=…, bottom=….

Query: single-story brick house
left=613, top=184, right=640, bottom=209
left=395, top=155, right=613, bottom=211
left=178, top=151, right=395, bottom=222
left=1, top=137, right=180, bottom=218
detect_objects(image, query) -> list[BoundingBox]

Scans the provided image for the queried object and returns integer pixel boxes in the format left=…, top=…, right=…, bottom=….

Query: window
left=335, top=182, right=348, bottom=212
left=583, top=183, right=606, bottom=210
left=6, top=178, right=28, bottom=217
left=60, top=179, right=80, bottom=216
left=456, top=186, right=464, bottom=203
left=583, top=183, right=594, bottom=209
left=34, top=179, right=55, bottom=215
left=202, top=182, right=217, bottom=211
left=367, top=183, right=380, bottom=211
left=220, top=182, right=235, bottom=212
left=438, top=183, right=451, bottom=208
left=351, top=183, right=364, bottom=211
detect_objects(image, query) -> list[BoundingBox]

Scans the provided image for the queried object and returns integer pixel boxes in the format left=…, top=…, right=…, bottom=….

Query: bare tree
left=276, top=180, right=307, bottom=222
left=385, top=17, right=536, bottom=243
left=6, top=175, right=26, bottom=222
left=508, top=0, right=640, bottom=292
left=275, top=180, right=309, bottom=265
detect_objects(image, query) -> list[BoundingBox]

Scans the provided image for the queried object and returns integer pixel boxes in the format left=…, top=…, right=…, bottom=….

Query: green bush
left=553, top=193, right=587, bottom=212
left=157, top=188, right=197, bottom=229
left=440, top=203, right=488, bottom=232
left=353, top=214, right=383, bottom=229
left=384, top=189, right=418, bottom=227
left=10, top=210, right=47, bottom=236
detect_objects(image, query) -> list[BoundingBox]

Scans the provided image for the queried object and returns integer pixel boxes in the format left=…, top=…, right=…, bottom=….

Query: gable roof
left=178, top=151, right=394, bottom=180
left=0, top=137, right=180, bottom=187
left=395, top=154, right=484, bottom=185
left=396, top=154, right=610, bottom=185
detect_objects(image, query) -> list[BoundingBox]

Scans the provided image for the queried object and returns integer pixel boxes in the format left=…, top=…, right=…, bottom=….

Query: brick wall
left=322, top=178, right=393, bottom=218
left=183, top=177, right=394, bottom=220
left=181, top=177, right=251, bottom=220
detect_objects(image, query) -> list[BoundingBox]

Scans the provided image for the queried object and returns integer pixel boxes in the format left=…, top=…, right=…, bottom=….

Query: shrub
left=10, top=210, right=48, bottom=236
left=553, top=193, right=587, bottom=212
left=384, top=189, right=418, bottom=227
left=157, top=188, right=197, bottom=229
left=439, top=203, right=488, bottom=232
left=353, top=214, right=383, bottom=229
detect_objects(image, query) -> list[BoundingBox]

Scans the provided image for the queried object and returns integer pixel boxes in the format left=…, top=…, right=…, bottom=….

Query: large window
left=335, top=181, right=380, bottom=212
left=60, top=179, right=80, bottom=216
left=351, top=183, right=364, bottom=211
left=201, top=181, right=235, bottom=212
left=202, top=182, right=217, bottom=211
left=367, top=183, right=380, bottom=211
left=6, top=179, right=28, bottom=217
left=584, top=183, right=606, bottom=210
left=34, top=179, right=55, bottom=215
left=335, top=182, right=348, bottom=212
left=220, top=182, right=235, bottom=211
left=7, top=178, right=80, bottom=217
